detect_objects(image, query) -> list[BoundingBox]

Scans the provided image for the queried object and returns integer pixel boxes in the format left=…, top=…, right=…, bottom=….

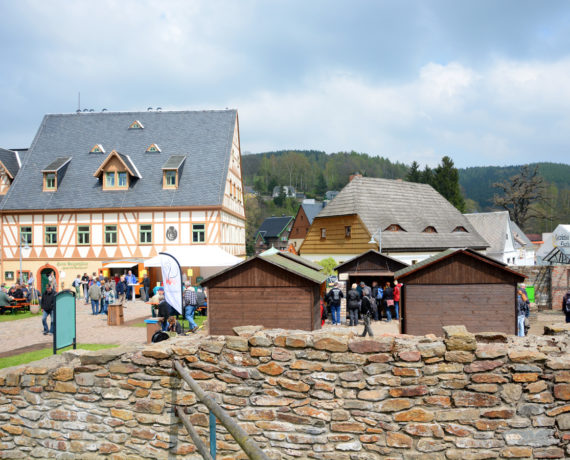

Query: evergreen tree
left=421, top=165, right=434, bottom=186
left=315, top=171, right=327, bottom=196
left=406, top=161, right=422, bottom=182
left=433, top=156, right=465, bottom=212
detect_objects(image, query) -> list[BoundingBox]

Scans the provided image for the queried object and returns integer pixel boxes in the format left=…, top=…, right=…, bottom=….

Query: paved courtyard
left=0, top=297, right=566, bottom=358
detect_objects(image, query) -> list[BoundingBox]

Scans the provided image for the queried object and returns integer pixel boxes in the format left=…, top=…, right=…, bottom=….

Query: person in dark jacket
left=167, top=316, right=183, bottom=334
left=141, top=273, right=151, bottom=302
left=383, top=282, right=394, bottom=322
left=41, top=284, right=56, bottom=335
left=563, top=289, right=570, bottom=323
left=346, top=283, right=361, bottom=327
left=325, top=282, right=344, bottom=325
left=516, top=290, right=526, bottom=336
left=116, top=275, right=128, bottom=306
left=360, top=288, right=374, bottom=337
left=157, top=299, right=172, bottom=331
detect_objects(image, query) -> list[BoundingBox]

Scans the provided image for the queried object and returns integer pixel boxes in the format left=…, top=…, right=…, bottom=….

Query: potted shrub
left=30, top=299, right=40, bottom=315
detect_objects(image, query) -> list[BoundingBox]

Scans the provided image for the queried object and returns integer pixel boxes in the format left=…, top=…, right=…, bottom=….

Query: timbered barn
left=395, top=248, right=526, bottom=336
left=202, top=253, right=327, bottom=336
left=0, top=110, right=246, bottom=290
left=299, top=176, right=488, bottom=265
left=335, top=250, right=408, bottom=290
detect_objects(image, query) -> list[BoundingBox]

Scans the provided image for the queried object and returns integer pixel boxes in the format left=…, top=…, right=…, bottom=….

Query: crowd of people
left=324, top=279, right=402, bottom=337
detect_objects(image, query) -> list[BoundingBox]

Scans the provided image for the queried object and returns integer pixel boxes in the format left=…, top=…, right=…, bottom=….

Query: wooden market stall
left=334, top=249, right=408, bottom=288
left=394, top=248, right=525, bottom=336
left=201, top=254, right=326, bottom=336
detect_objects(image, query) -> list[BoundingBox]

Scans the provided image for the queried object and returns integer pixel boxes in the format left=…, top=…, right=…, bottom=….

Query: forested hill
left=241, top=150, right=408, bottom=195
left=459, top=162, right=570, bottom=210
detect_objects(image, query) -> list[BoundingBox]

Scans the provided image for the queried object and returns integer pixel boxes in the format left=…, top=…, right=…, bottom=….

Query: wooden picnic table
left=0, top=298, right=30, bottom=314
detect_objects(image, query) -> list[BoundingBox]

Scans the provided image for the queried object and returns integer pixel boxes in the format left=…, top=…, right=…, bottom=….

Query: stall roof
left=394, top=248, right=525, bottom=281
left=103, top=259, right=143, bottom=269
left=202, top=254, right=327, bottom=286
left=335, top=249, right=408, bottom=272
left=260, top=249, right=323, bottom=271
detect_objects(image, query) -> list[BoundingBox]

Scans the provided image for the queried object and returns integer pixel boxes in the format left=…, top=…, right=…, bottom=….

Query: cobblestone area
left=0, top=299, right=151, bottom=354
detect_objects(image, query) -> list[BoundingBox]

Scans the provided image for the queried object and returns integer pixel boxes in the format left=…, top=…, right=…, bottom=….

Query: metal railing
left=173, top=360, right=270, bottom=460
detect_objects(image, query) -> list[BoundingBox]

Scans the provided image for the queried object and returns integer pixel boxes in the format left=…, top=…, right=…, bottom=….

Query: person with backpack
left=326, top=282, right=344, bottom=325
left=373, top=282, right=383, bottom=320
left=563, top=289, right=570, bottom=323
left=360, top=288, right=374, bottom=337
left=346, top=283, right=360, bottom=327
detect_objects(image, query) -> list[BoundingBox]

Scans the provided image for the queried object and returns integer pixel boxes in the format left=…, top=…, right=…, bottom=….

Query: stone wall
left=1, top=326, right=570, bottom=459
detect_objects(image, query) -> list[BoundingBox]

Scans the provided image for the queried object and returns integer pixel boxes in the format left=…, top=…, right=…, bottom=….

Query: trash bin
left=107, top=304, right=124, bottom=326
left=145, top=318, right=161, bottom=343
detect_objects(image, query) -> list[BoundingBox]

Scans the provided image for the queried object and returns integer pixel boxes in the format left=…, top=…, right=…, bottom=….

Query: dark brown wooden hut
left=335, top=250, right=408, bottom=288
left=201, top=254, right=327, bottom=336
left=394, top=248, right=525, bottom=336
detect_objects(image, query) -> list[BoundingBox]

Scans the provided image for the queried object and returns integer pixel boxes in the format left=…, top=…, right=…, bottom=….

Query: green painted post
left=209, top=411, right=216, bottom=458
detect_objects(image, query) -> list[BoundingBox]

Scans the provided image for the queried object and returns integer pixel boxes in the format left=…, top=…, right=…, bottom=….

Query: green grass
left=0, top=311, right=42, bottom=322
left=0, top=343, right=119, bottom=369
left=132, top=315, right=206, bottom=329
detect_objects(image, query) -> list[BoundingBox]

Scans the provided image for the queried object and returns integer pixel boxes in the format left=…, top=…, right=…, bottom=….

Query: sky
left=1, top=0, right=569, bottom=168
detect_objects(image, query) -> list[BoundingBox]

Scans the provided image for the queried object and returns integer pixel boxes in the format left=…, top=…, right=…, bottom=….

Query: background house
left=299, top=176, right=488, bottom=265
left=254, top=216, right=293, bottom=254
left=288, top=199, right=325, bottom=252
left=465, top=211, right=535, bottom=265
left=0, top=109, right=246, bottom=291
left=272, top=185, right=296, bottom=198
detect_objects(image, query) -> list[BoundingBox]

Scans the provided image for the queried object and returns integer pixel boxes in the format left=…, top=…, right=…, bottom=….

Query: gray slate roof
left=162, top=155, right=186, bottom=170
left=316, top=177, right=488, bottom=251
left=509, top=220, right=533, bottom=249
left=256, top=216, right=293, bottom=239
left=0, top=148, right=21, bottom=178
left=302, top=202, right=325, bottom=225
left=42, top=157, right=71, bottom=172
left=1, top=110, right=237, bottom=211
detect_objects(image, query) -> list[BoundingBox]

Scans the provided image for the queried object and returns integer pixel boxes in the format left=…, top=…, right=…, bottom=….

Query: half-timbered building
left=0, top=110, right=246, bottom=289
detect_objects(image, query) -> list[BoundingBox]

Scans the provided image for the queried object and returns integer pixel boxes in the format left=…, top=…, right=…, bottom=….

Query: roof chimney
left=349, top=173, right=363, bottom=182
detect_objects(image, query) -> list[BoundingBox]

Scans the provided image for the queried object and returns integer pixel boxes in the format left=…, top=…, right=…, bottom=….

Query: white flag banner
left=159, top=252, right=182, bottom=314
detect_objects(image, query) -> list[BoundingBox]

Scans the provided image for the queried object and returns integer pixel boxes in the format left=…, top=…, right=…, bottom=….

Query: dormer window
left=129, top=120, right=144, bottom=129
left=162, top=155, right=186, bottom=190
left=90, top=144, right=105, bottom=153
left=94, top=150, right=142, bottom=191
left=164, top=170, right=177, bottom=188
left=146, top=144, right=161, bottom=153
left=45, top=173, right=56, bottom=190
left=423, top=226, right=437, bottom=233
left=42, top=157, right=71, bottom=192
left=384, top=224, right=405, bottom=232
left=453, top=226, right=468, bottom=233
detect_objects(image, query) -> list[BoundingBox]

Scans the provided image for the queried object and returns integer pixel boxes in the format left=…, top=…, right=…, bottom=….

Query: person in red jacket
left=393, top=280, right=402, bottom=320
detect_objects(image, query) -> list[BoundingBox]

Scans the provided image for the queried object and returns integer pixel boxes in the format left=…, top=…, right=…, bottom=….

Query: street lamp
left=368, top=229, right=382, bottom=253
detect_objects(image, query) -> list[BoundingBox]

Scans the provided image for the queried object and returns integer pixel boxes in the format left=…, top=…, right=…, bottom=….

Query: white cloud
left=233, top=58, right=570, bottom=167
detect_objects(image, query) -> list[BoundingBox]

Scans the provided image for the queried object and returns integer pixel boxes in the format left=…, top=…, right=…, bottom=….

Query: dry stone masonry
left=1, top=325, right=570, bottom=459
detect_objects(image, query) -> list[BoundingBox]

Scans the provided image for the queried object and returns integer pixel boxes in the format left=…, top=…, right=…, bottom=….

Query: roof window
left=384, top=224, right=405, bottom=232
left=146, top=144, right=161, bottom=153
left=162, top=155, right=186, bottom=189
left=129, top=120, right=144, bottom=129
left=90, top=144, right=105, bottom=153
left=423, top=226, right=437, bottom=233
left=453, top=226, right=468, bottom=233
left=94, top=150, right=142, bottom=191
left=42, top=157, right=71, bottom=192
